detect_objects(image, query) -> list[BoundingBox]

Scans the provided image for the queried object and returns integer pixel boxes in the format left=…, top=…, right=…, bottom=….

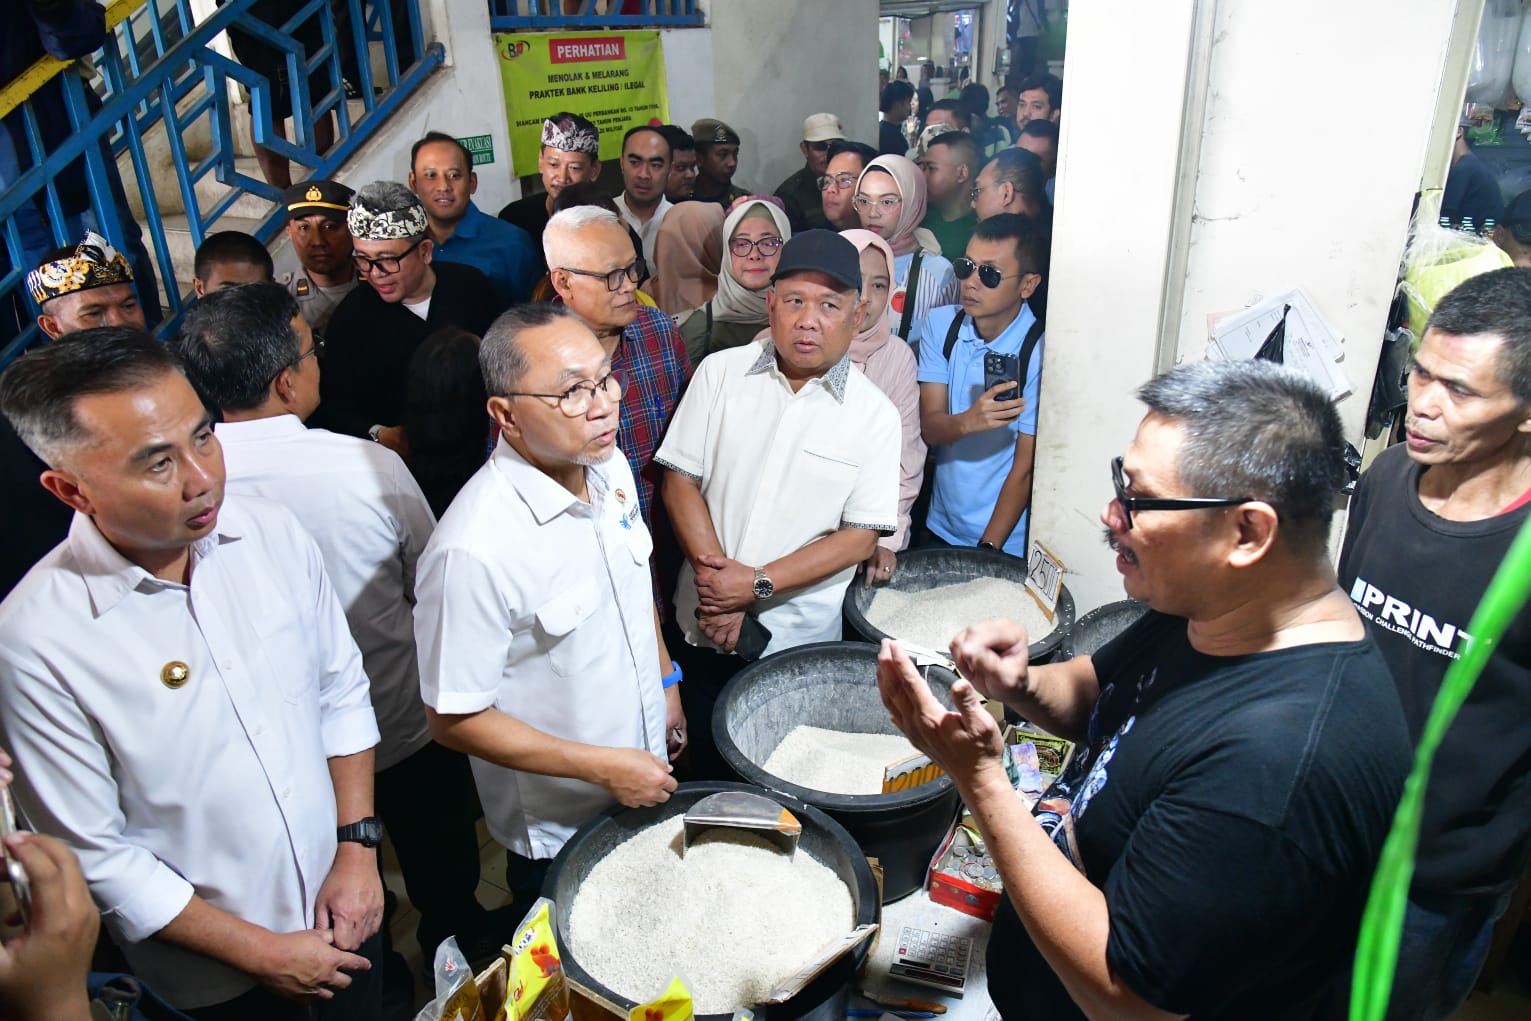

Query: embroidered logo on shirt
left=615, top=489, right=632, bottom=529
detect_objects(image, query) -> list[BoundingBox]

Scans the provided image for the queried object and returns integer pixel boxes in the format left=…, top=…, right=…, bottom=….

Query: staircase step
left=191, top=157, right=280, bottom=221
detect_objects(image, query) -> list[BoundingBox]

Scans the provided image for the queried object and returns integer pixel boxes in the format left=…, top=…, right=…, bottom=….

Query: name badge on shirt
left=615, top=488, right=635, bottom=529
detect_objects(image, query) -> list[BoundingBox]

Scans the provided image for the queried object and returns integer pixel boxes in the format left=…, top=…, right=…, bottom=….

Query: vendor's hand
left=664, top=685, right=688, bottom=762
left=861, top=545, right=897, bottom=589
left=313, top=844, right=382, bottom=952
left=698, top=610, right=744, bottom=653
left=0, top=833, right=97, bottom=1021
left=694, top=555, right=757, bottom=613
left=877, top=639, right=1007, bottom=791
left=600, top=748, right=676, bottom=807
left=252, top=929, right=370, bottom=1001
left=949, top=618, right=1032, bottom=703
left=964, top=382, right=1026, bottom=435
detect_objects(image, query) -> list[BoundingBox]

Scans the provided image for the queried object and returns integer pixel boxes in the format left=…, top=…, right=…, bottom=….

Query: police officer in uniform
left=278, top=179, right=358, bottom=332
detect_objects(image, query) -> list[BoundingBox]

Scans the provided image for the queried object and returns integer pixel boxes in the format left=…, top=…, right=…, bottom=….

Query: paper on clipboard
left=1206, top=289, right=1350, bottom=401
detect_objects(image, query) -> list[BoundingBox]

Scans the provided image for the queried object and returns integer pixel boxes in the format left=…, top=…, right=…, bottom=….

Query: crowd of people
left=0, top=58, right=1528, bottom=1021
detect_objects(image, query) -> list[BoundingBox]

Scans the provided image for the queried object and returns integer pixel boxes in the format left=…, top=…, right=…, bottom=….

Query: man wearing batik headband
left=311, top=182, right=501, bottom=454
left=3, top=231, right=151, bottom=598
left=26, top=231, right=146, bottom=341
left=498, top=112, right=602, bottom=263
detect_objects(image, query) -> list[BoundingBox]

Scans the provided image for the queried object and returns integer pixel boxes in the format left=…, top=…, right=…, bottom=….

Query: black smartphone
left=734, top=613, right=773, bottom=662
left=984, top=351, right=1021, bottom=402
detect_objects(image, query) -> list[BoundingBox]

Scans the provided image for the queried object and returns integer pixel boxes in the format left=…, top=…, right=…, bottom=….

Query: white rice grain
left=566, top=817, right=854, bottom=1014
left=763, top=725, right=919, bottom=796
left=868, top=576, right=1054, bottom=652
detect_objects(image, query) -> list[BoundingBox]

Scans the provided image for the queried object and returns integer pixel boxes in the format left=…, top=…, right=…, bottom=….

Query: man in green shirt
left=919, top=132, right=981, bottom=260
left=773, top=113, right=844, bottom=232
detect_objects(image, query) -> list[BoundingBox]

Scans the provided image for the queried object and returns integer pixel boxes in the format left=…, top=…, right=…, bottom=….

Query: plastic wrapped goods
left=1470, top=0, right=1521, bottom=104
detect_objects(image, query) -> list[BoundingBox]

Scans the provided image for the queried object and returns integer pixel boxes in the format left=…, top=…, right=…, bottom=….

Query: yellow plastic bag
left=505, top=898, right=569, bottom=1021
left=627, top=977, right=695, bottom=1021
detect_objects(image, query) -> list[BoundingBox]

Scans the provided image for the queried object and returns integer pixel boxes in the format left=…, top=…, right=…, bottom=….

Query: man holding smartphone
left=918, top=213, right=1050, bottom=555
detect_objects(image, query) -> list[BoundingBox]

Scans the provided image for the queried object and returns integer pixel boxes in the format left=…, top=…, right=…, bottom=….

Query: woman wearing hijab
left=648, top=201, right=724, bottom=315
left=677, top=196, right=791, bottom=365
left=853, top=154, right=958, bottom=349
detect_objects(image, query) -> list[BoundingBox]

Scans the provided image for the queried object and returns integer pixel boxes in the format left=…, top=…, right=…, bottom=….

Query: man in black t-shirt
left=1339, top=267, right=1531, bottom=1021
left=878, top=359, right=1411, bottom=1020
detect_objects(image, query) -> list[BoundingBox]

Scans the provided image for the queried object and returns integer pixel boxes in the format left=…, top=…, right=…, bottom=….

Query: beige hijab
left=857, top=154, right=941, bottom=258
left=711, top=199, right=792, bottom=324
left=649, top=202, right=724, bottom=315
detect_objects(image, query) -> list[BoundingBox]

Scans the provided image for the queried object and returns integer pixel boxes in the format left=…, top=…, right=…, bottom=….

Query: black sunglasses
left=806, top=140, right=835, bottom=152
left=1110, top=456, right=1249, bottom=530
left=953, top=256, right=1030, bottom=289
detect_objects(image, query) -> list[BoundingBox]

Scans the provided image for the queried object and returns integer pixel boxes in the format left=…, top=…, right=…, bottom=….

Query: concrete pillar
left=1030, top=0, right=1470, bottom=616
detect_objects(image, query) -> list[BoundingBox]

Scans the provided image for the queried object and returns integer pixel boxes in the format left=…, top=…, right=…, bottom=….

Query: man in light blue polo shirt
left=917, top=213, right=1049, bottom=555
left=410, top=131, right=540, bottom=306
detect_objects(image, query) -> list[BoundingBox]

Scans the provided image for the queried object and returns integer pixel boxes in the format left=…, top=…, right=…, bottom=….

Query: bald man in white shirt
left=0, top=328, right=382, bottom=1021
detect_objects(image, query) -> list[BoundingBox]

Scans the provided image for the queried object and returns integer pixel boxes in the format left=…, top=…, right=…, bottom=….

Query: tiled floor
left=380, top=825, right=1531, bottom=1017
left=380, top=816, right=512, bottom=1010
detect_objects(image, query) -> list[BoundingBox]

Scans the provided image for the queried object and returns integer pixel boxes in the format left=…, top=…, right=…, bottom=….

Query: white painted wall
left=703, top=0, right=880, bottom=197
left=1030, top=0, right=1466, bottom=617
left=659, top=26, right=717, bottom=141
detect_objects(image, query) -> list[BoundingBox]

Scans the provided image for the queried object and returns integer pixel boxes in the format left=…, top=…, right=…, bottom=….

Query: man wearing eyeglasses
left=175, top=282, right=514, bottom=986
left=879, top=358, right=1411, bottom=1021
left=819, top=141, right=879, bottom=232
left=773, top=113, right=845, bottom=233
left=313, top=181, right=502, bottom=452
left=918, top=213, right=1049, bottom=555
left=415, top=303, right=683, bottom=913
left=972, top=148, right=1049, bottom=222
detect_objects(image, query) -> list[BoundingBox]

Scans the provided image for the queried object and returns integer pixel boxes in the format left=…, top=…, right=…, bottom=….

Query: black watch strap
left=337, top=817, right=384, bottom=848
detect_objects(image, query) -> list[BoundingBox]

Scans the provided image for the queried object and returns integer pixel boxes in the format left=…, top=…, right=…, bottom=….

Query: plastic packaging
left=413, top=937, right=486, bottom=1021
left=1469, top=0, right=1521, bottom=105
left=1513, top=8, right=1531, bottom=107
left=628, top=977, right=696, bottom=1021
left=1399, top=198, right=1513, bottom=332
left=505, top=898, right=569, bottom=1021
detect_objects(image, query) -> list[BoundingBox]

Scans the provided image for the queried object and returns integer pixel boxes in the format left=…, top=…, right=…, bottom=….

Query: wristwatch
left=337, top=817, right=384, bottom=848
left=367, top=424, right=383, bottom=443
left=978, top=540, right=999, bottom=551
left=752, top=567, right=774, bottom=600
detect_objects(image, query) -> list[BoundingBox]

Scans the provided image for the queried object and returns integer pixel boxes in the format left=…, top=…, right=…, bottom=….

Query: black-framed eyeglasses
left=560, top=259, right=644, bottom=292
left=1110, top=456, right=1249, bottom=530
left=729, top=235, right=784, bottom=258
left=352, top=238, right=425, bottom=276
left=968, top=183, right=987, bottom=202
left=507, top=371, right=624, bottom=417
left=953, top=257, right=1030, bottom=289
left=818, top=173, right=857, bottom=192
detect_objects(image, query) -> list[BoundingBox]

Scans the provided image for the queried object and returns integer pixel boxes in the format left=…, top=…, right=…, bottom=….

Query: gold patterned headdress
left=26, top=231, right=134, bottom=305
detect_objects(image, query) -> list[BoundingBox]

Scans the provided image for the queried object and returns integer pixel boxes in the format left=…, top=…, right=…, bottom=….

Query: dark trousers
left=184, top=929, right=383, bottom=1021
left=374, top=740, right=487, bottom=957
left=670, top=635, right=748, bottom=782
left=1383, top=892, right=1510, bottom=1021
left=504, top=851, right=553, bottom=916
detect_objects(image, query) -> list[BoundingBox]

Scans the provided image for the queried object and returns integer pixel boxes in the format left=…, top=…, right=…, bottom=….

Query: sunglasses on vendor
left=953, top=257, right=1038, bottom=290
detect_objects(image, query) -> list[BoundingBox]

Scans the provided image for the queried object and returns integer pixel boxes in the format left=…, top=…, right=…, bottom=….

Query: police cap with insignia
left=690, top=118, right=741, bottom=147
left=283, top=179, right=355, bottom=223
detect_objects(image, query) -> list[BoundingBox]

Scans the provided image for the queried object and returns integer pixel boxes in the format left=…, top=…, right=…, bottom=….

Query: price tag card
left=1026, top=540, right=1065, bottom=618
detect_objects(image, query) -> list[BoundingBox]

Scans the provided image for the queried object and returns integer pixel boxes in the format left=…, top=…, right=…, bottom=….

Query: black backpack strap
left=702, top=301, right=713, bottom=357
left=942, top=309, right=967, bottom=362
left=897, top=249, right=925, bottom=340
left=1015, top=318, right=1045, bottom=386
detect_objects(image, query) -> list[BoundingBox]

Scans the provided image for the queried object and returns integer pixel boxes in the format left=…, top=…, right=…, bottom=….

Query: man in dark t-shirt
left=878, top=358, right=1411, bottom=1020
left=1442, top=125, right=1503, bottom=229
left=1339, top=267, right=1531, bottom=1021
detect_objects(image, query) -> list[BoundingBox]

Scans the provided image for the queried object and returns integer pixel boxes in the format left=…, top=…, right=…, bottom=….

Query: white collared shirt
left=413, top=439, right=665, bottom=859
left=614, top=191, right=673, bottom=270
left=217, top=415, right=434, bottom=770
left=0, top=498, right=379, bottom=1009
left=655, top=340, right=902, bottom=656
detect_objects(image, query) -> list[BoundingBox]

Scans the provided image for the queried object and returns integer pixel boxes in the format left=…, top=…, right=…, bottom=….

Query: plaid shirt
left=612, top=305, right=692, bottom=522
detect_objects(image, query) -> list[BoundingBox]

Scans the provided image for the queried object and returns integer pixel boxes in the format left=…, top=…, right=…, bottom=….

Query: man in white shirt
left=414, top=303, right=685, bottom=910
left=656, top=230, right=902, bottom=777
left=612, top=125, right=673, bottom=271
left=0, top=328, right=382, bottom=1019
left=175, top=283, right=512, bottom=972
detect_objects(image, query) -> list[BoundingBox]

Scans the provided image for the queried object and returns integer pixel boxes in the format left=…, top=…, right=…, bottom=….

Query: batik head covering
left=347, top=181, right=429, bottom=241
left=541, top=112, right=599, bottom=156
left=649, top=202, right=723, bottom=315
left=856, top=155, right=941, bottom=258
left=840, top=228, right=898, bottom=366
left=711, top=199, right=792, bottom=325
left=26, top=231, right=134, bottom=305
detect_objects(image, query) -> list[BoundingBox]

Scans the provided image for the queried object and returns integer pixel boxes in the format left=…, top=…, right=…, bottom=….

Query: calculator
left=890, top=925, right=971, bottom=996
